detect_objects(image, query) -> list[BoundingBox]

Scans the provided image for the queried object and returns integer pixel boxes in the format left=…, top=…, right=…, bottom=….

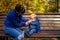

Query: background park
left=0, top=0, right=60, bottom=40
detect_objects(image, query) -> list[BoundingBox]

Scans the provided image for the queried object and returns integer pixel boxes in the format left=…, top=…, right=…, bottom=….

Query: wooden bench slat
left=0, top=27, right=60, bottom=31
left=0, top=25, right=60, bottom=28
left=31, top=34, right=60, bottom=37
left=23, top=15, right=60, bottom=18
left=1, top=22, right=60, bottom=24
left=0, top=18, right=60, bottom=21
left=1, top=15, right=60, bottom=18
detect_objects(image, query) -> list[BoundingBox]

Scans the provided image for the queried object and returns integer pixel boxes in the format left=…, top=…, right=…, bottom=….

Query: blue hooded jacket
left=4, top=9, right=28, bottom=28
left=28, top=18, right=40, bottom=32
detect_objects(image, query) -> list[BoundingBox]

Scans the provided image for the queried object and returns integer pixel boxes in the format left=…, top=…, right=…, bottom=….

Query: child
left=25, top=14, right=40, bottom=37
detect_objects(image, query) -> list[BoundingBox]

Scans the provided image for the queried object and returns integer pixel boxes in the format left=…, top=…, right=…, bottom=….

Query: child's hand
left=28, top=20, right=32, bottom=23
left=26, top=20, right=32, bottom=25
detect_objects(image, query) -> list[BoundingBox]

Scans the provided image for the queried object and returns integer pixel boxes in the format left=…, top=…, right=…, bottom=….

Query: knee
left=18, top=32, right=24, bottom=40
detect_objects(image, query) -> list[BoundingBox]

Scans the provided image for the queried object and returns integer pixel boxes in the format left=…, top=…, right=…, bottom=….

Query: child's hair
left=30, top=14, right=36, bottom=18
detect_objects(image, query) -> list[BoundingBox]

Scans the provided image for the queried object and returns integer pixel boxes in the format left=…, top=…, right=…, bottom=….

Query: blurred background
left=0, top=0, right=60, bottom=40
left=0, top=0, right=58, bottom=13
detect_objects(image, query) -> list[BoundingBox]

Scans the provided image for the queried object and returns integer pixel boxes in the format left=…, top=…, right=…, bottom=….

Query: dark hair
left=15, top=4, right=25, bottom=14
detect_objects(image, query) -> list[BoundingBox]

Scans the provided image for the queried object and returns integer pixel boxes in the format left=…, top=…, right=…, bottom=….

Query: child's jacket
left=28, top=18, right=40, bottom=32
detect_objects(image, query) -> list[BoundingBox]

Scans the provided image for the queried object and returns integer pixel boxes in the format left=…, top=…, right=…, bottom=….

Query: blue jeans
left=24, top=29, right=36, bottom=35
left=4, top=26, right=24, bottom=40
left=24, top=25, right=36, bottom=35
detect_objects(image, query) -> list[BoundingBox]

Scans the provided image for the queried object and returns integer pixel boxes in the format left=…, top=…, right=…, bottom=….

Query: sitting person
left=4, top=4, right=32, bottom=40
left=25, top=14, right=40, bottom=37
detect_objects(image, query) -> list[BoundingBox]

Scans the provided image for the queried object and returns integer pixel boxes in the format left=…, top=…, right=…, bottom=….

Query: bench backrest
left=0, top=14, right=60, bottom=30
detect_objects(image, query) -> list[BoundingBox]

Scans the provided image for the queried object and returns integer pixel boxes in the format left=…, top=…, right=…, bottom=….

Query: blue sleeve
left=20, top=15, right=28, bottom=22
left=8, top=15, right=26, bottom=27
left=36, top=18, right=40, bottom=32
left=37, top=21, right=40, bottom=32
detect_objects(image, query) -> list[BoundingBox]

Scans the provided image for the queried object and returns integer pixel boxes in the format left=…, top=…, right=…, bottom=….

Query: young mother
left=4, top=4, right=31, bottom=40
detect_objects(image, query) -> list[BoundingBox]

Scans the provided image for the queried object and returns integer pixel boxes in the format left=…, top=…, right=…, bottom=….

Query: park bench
left=0, top=13, right=60, bottom=40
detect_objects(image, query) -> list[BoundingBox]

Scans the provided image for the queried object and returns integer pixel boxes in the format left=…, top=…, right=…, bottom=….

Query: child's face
left=30, top=14, right=36, bottom=19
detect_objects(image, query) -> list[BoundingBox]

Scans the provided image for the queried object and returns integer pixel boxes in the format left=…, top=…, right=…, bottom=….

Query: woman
left=4, top=4, right=32, bottom=40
